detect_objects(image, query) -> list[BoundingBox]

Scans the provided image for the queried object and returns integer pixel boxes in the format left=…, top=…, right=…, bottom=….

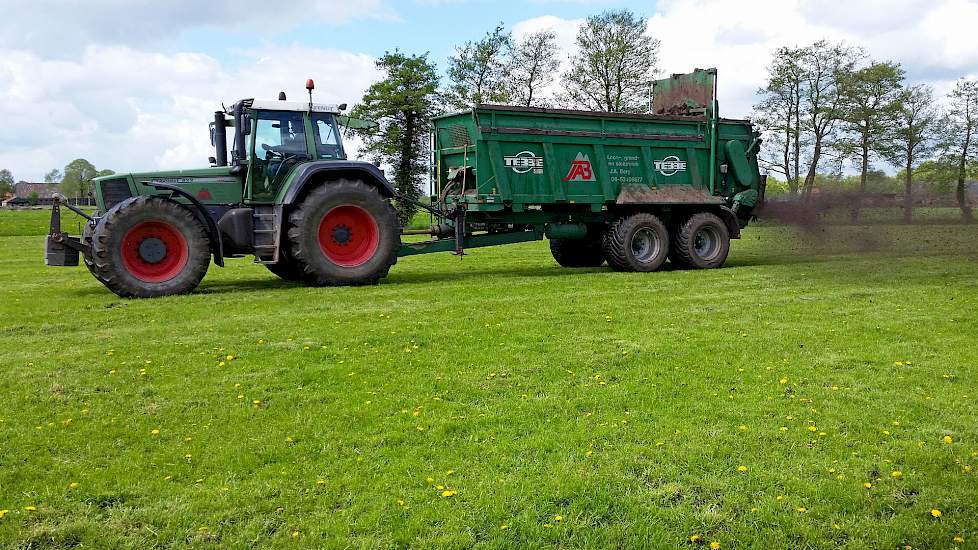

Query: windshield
left=312, top=114, right=345, bottom=160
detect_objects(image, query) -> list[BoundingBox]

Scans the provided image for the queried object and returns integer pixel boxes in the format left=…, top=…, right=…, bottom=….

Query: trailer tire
left=90, top=196, right=211, bottom=298
left=287, top=180, right=400, bottom=286
left=603, top=213, right=669, bottom=272
left=549, top=237, right=605, bottom=267
left=670, top=212, right=730, bottom=269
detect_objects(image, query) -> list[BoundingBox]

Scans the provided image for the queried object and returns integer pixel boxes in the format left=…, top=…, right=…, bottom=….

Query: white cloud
left=0, top=0, right=397, bottom=56
left=0, top=44, right=379, bottom=180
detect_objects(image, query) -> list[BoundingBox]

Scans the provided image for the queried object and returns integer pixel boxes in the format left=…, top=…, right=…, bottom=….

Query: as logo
left=563, top=153, right=596, bottom=182
left=654, top=155, right=687, bottom=177
left=503, top=151, right=544, bottom=175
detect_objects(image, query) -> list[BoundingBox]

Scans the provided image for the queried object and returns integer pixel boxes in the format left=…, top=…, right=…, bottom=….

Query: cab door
left=246, top=110, right=308, bottom=202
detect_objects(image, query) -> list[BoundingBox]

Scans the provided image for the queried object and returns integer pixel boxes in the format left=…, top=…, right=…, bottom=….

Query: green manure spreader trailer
left=46, top=70, right=765, bottom=298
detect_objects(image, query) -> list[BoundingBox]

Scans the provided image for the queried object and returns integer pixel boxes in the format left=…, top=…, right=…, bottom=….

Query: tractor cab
left=211, top=85, right=350, bottom=202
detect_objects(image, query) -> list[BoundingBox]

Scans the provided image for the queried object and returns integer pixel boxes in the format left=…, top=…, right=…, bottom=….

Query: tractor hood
left=93, top=166, right=243, bottom=211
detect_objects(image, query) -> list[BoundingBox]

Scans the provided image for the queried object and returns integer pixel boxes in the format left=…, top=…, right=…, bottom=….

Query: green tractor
left=46, top=80, right=403, bottom=298
left=47, top=70, right=765, bottom=298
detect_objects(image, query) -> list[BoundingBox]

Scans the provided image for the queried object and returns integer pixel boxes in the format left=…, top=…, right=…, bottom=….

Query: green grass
left=2, top=208, right=977, bottom=549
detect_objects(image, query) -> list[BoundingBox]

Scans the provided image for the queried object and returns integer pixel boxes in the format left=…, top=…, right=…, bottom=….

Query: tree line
left=754, top=40, right=978, bottom=222
left=0, top=159, right=114, bottom=205
left=351, top=9, right=658, bottom=224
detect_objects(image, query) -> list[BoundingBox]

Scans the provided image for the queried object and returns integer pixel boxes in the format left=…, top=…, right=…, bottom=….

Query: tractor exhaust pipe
left=213, top=111, right=228, bottom=167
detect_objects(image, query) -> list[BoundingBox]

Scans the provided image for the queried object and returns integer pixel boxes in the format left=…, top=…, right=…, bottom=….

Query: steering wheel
left=261, top=143, right=285, bottom=159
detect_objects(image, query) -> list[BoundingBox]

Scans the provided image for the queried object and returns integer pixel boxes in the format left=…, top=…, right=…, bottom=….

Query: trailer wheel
left=287, top=180, right=400, bottom=286
left=90, top=196, right=211, bottom=298
left=670, top=212, right=730, bottom=269
left=603, top=213, right=669, bottom=272
left=549, top=236, right=605, bottom=267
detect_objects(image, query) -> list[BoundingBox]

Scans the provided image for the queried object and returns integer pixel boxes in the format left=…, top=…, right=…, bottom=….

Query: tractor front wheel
left=90, top=196, right=211, bottom=298
left=286, top=180, right=400, bottom=286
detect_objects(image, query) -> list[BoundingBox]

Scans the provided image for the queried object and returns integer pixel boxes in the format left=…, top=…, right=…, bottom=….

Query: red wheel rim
left=317, top=204, right=379, bottom=267
left=120, top=221, right=189, bottom=283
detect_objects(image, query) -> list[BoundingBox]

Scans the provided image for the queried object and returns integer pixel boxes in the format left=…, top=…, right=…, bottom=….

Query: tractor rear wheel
left=669, top=212, right=730, bottom=269
left=549, top=236, right=605, bottom=267
left=286, top=180, right=400, bottom=286
left=264, top=247, right=307, bottom=282
left=603, top=212, right=669, bottom=272
left=90, top=196, right=211, bottom=298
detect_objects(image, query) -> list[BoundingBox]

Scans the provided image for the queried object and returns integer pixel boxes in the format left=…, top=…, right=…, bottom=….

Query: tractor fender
left=281, top=161, right=396, bottom=205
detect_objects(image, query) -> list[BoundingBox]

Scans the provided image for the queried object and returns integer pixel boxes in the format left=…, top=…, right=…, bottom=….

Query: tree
left=352, top=51, right=441, bottom=226
left=508, top=29, right=561, bottom=108
left=945, top=79, right=978, bottom=222
left=44, top=169, right=62, bottom=183
left=27, top=191, right=39, bottom=206
left=797, top=41, right=862, bottom=198
left=445, top=24, right=512, bottom=110
left=910, top=157, right=977, bottom=197
left=61, top=158, right=98, bottom=204
left=0, top=168, right=13, bottom=195
left=754, top=46, right=806, bottom=196
left=838, top=60, right=904, bottom=221
left=561, top=9, right=659, bottom=113
left=888, top=84, right=941, bottom=223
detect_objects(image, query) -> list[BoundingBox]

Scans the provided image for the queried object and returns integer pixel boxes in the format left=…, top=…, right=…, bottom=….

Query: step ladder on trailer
left=252, top=205, right=283, bottom=264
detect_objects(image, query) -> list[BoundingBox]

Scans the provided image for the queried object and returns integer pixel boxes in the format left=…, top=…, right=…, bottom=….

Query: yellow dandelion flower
left=796, top=507, right=807, bottom=513
left=953, top=535, right=964, bottom=543
left=943, top=435, right=953, bottom=444
left=184, top=453, right=192, bottom=459
left=738, top=465, right=748, bottom=473
left=164, top=475, right=172, bottom=480
left=24, top=506, right=36, bottom=512
left=543, top=523, right=552, bottom=528
left=930, top=509, right=941, bottom=517
left=779, top=377, right=788, bottom=384
left=807, top=426, right=818, bottom=432
left=68, top=482, right=79, bottom=489
left=739, top=425, right=748, bottom=431
left=436, top=485, right=444, bottom=490
left=292, top=531, right=299, bottom=538
left=690, top=534, right=702, bottom=542
left=252, top=399, right=261, bottom=405
left=218, top=361, right=226, bottom=367
left=151, top=429, right=160, bottom=435
left=891, top=471, right=903, bottom=478
left=226, top=355, right=235, bottom=361
left=554, top=515, right=563, bottom=522
left=0, top=510, right=8, bottom=519
left=864, top=482, right=872, bottom=489
left=397, top=499, right=405, bottom=506
left=316, top=479, right=326, bottom=485
left=441, top=490, right=457, bottom=497
left=710, top=541, right=721, bottom=550
left=499, top=524, right=508, bottom=530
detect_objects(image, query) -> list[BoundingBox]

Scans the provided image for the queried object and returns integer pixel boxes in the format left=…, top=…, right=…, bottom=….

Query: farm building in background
left=2, top=183, right=63, bottom=206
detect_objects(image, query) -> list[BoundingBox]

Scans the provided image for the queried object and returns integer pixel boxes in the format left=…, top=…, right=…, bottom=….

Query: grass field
left=1, top=207, right=977, bottom=549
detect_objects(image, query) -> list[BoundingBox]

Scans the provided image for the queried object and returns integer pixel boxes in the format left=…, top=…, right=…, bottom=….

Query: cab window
left=312, top=114, right=345, bottom=160
left=254, top=111, right=307, bottom=159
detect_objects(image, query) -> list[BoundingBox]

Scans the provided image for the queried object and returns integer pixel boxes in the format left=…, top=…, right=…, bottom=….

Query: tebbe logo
left=503, top=151, right=544, bottom=174
left=654, top=155, right=687, bottom=176
left=563, top=153, right=596, bottom=182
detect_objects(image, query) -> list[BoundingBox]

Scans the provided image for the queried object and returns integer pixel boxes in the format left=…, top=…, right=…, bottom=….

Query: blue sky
left=176, top=1, right=653, bottom=73
left=1, top=0, right=977, bottom=181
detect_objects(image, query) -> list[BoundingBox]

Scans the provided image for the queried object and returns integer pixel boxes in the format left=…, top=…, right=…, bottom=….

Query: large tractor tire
left=603, top=212, right=669, bottom=272
left=549, top=236, right=605, bottom=267
left=82, top=218, right=110, bottom=285
left=286, top=180, right=400, bottom=286
left=264, top=247, right=307, bottom=282
left=669, top=212, right=730, bottom=269
left=90, top=196, right=211, bottom=298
